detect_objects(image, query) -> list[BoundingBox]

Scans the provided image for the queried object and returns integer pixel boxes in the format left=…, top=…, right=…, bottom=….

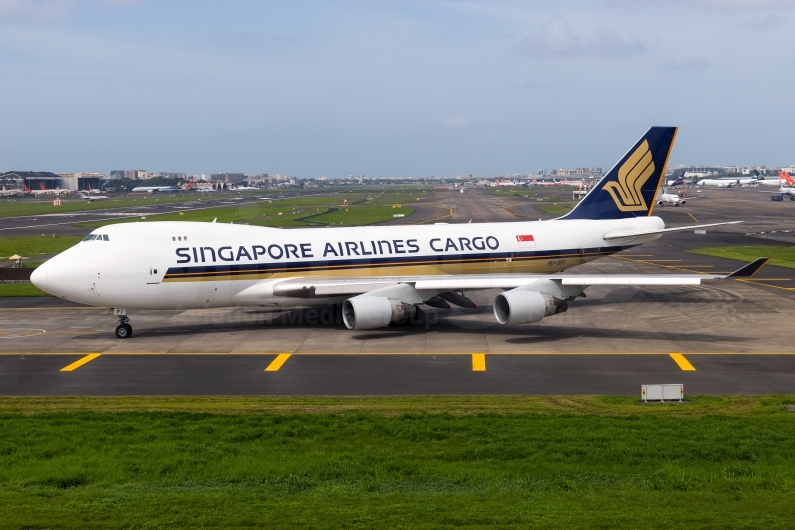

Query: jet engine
left=493, top=289, right=568, bottom=325
left=342, top=296, right=418, bottom=330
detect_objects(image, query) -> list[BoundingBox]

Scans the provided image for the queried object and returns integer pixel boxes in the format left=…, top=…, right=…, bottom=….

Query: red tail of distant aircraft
left=779, top=170, right=795, bottom=186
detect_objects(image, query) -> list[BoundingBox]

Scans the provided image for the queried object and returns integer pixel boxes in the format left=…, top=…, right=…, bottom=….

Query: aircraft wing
left=237, top=258, right=769, bottom=302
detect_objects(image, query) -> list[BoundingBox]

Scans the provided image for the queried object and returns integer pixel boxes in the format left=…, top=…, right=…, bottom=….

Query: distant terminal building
left=247, top=174, right=270, bottom=185
left=0, top=171, right=63, bottom=191
left=153, top=172, right=187, bottom=180
left=56, top=172, right=104, bottom=191
left=110, top=170, right=148, bottom=180
left=211, top=173, right=247, bottom=184
left=549, top=167, right=602, bottom=179
left=670, top=165, right=726, bottom=177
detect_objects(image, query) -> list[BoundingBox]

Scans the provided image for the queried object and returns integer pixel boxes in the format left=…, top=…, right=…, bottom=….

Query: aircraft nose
left=30, top=262, right=49, bottom=291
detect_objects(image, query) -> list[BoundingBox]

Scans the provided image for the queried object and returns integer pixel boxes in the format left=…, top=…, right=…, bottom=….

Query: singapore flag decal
left=516, top=234, right=535, bottom=248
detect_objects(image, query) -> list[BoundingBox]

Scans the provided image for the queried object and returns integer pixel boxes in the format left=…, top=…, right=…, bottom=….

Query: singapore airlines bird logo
left=602, top=140, right=656, bottom=212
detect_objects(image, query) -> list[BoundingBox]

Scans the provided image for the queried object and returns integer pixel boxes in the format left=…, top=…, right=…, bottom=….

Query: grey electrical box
left=642, top=384, right=683, bottom=402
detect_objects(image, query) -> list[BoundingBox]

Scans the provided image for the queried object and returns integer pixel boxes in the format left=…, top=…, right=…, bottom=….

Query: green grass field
left=1, top=396, right=794, bottom=528
left=74, top=198, right=416, bottom=229
left=538, top=204, right=573, bottom=216
left=0, top=194, right=224, bottom=218
left=0, top=283, right=49, bottom=296
left=0, top=189, right=428, bottom=220
left=0, top=236, right=83, bottom=259
left=309, top=205, right=414, bottom=226
left=687, top=246, right=795, bottom=269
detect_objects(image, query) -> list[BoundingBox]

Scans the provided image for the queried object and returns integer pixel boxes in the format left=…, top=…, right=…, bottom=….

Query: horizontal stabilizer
left=603, top=221, right=742, bottom=240
left=726, top=257, right=768, bottom=278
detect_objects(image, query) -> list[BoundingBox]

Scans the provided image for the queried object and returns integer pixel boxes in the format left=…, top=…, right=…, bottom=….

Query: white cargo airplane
left=32, top=127, right=767, bottom=338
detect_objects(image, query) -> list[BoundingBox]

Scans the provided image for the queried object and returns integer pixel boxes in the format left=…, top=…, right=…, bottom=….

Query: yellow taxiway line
left=687, top=212, right=699, bottom=223
left=472, top=353, right=486, bottom=371
left=418, top=209, right=454, bottom=225
left=669, top=353, right=696, bottom=371
left=265, top=353, right=292, bottom=371
left=60, top=353, right=101, bottom=372
left=2, top=350, right=795, bottom=356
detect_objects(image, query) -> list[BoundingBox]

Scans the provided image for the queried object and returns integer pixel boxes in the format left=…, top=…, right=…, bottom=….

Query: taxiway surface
left=2, top=186, right=795, bottom=395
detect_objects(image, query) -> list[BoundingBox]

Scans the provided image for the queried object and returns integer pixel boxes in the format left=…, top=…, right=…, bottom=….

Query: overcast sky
left=1, top=0, right=793, bottom=177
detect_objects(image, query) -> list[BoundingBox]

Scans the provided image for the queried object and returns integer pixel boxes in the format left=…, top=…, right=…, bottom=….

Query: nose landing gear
left=115, top=317, right=132, bottom=339
left=110, top=308, right=132, bottom=339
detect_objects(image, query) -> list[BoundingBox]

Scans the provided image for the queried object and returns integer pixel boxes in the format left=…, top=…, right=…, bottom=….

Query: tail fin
left=780, top=170, right=795, bottom=186
left=561, top=126, right=678, bottom=220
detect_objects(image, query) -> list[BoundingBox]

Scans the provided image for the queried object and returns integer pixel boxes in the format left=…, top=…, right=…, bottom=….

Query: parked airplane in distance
left=23, top=184, right=65, bottom=196
left=656, top=187, right=686, bottom=207
left=131, top=185, right=182, bottom=193
left=698, top=170, right=775, bottom=188
left=31, top=126, right=765, bottom=339
left=532, top=179, right=564, bottom=187
left=0, top=187, right=22, bottom=197
left=749, top=169, right=780, bottom=187
left=694, top=177, right=734, bottom=188
left=666, top=172, right=686, bottom=187
left=779, top=170, right=795, bottom=187
left=78, top=191, right=109, bottom=201
left=771, top=171, right=795, bottom=198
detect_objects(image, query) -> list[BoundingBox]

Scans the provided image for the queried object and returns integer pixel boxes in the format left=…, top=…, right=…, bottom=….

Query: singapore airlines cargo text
left=175, top=237, right=502, bottom=264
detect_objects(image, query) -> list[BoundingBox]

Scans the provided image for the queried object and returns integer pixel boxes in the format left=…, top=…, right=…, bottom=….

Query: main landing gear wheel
left=115, top=323, right=132, bottom=339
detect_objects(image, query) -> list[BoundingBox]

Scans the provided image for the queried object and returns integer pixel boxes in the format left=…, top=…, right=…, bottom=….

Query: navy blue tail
left=562, top=127, right=678, bottom=220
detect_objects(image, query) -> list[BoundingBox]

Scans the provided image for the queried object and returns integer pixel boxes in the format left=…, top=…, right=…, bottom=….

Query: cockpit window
left=82, top=234, right=109, bottom=242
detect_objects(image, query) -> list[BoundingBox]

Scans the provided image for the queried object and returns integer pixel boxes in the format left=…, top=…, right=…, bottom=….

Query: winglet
left=727, top=257, right=769, bottom=278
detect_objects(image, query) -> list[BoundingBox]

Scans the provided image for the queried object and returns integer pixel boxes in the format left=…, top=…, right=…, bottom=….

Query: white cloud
left=0, top=0, right=74, bottom=20
left=445, top=115, right=468, bottom=129
left=591, top=27, right=649, bottom=56
left=99, top=0, right=144, bottom=5
left=606, top=0, right=795, bottom=9
left=737, top=13, right=787, bottom=28
left=515, top=17, right=581, bottom=57
left=515, top=17, right=650, bottom=58
left=664, top=56, right=711, bottom=71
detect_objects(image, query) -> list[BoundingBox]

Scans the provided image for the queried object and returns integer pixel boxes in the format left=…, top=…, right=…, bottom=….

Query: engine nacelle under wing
left=493, top=289, right=568, bottom=325
left=342, top=296, right=417, bottom=330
